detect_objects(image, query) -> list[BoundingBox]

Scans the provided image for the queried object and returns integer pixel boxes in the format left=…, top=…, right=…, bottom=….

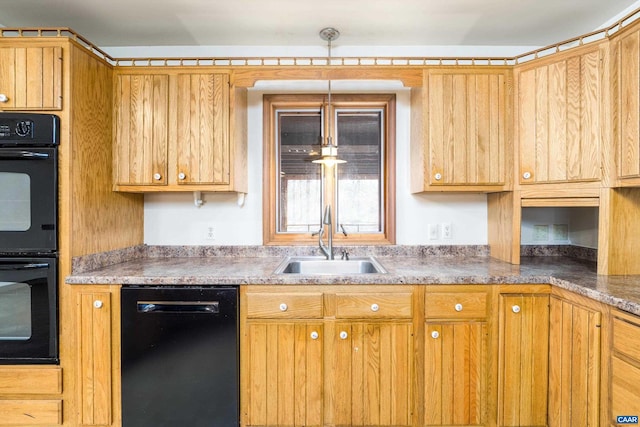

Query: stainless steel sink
left=274, top=256, right=387, bottom=275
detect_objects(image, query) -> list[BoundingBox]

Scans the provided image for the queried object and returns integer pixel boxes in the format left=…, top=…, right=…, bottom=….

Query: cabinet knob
left=454, top=303, right=463, bottom=312
left=512, top=305, right=521, bottom=313
left=0, top=94, right=8, bottom=103
left=431, top=331, right=440, bottom=339
left=310, top=331, right=319, bottom=340
left=178, top=172, right=186, bottom=180
left=153, top=173, right=162, bottom=181
left=93, top=300, right=103, bottom=309
left=370, top=303, right=380, bottom=312
left=522, top=171, right=532, bottom=180
left=434, top=173, right=442, bottom=181
left=279, top=303, right=288, bottom=312
left=339, top=331, right=348, bottom=340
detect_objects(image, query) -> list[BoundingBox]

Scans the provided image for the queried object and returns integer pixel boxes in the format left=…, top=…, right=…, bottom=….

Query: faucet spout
left=318, top=205, right=334, bottom=260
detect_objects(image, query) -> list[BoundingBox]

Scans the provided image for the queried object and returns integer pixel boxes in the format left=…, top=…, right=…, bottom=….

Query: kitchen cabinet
left=548, top=294, right=602, bottom=427
left=410, top=67, right=511, bottom=192
left=515, top=43, right=606, bottom=187
left=611, top=308, right=640, bottom=424
left=113, top=69, right=247, bottom=192
left=76, top=288, right=115, bottom=426
left=611, top=20, right=640, bottom=186
left=423, top=288, right=491, bottom=426
left=498, top=293, right=549, bottom=427
left=0, top=45, right=62, bottom=110
left=243, top=291, right=324, bottom=427
left=331, top=291, right=413, bottom=427
left=0, top=366, right=62, bottom=426
left=241, top=286, right=413, bottom=427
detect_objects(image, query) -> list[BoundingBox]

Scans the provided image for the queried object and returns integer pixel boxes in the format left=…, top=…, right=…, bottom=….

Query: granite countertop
left=66, top=245, right=640, bottom=316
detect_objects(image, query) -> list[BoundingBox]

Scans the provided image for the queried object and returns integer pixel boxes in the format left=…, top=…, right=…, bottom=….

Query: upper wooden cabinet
left=612, top=21, right=640, bottom=186
left=113, top=69, right=247, bottom=192
left=0, top=46, right=62, bottom=110
left=515, top=43, right=607, bottom=186
left=410, top=68, right=512, bottom=192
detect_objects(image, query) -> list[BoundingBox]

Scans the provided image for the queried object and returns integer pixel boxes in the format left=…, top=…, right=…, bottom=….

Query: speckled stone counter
left=66, top=245, right=640, bottom=316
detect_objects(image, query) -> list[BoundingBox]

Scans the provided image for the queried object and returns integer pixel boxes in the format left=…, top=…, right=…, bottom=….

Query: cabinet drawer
left=0, top=400, right=62, bottom=425
left=613, top=315, right=640, bottom=363
left=335, top=292, right=412, bottom=318
left=246, top=292, right=323, bottom=318
left=0, top=367, right=62, bottom=394
left=612, top=357, right=640, bottom=418
left=425, top=292, right=488, bottom=319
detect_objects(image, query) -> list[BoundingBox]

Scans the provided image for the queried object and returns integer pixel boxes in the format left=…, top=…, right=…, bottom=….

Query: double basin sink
left=274, top=256, right=387, bottom=275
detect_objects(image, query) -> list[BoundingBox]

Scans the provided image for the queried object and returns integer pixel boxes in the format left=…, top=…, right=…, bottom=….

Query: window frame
left=263, top=93, right=396, bottom=245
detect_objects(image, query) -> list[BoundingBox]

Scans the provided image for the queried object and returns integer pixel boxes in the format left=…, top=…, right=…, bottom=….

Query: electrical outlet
left=533, top=224, right=549, bottom=241
left=428, top=223, right=439, bottom=240
left=205, top=224, right=215, bottom=241
left=442, top=222, right=452, bottom=239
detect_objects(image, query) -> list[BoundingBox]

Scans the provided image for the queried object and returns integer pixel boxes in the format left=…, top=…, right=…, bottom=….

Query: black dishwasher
left=121, top=286, right=238, bottom=427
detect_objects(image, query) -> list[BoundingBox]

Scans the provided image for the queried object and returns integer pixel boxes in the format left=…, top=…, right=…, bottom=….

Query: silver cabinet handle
left=371, top=303, right=379, bottom=312
left=279, top=303, right=288, bottom=312
left=431, top=331, right=439, bottom=339
left=153, top=173, right=162, bottom=181
left=93, top=300, right=103, bottom=309
left=454, top=303, right=463, bottom=312
left=512, top=305, right=521, bottom=313
left=339, top=331, right=348, bottom=340
left=310, top=331, right=319, bottom=340
left=0, top=94, right=8, bottom=103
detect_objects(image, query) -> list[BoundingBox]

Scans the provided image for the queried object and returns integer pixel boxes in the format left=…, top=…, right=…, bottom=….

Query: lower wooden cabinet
left=548, top=295, right=602, bottom=427
left=76, top=288, right=115, bottom=426
left=244, top=322, right=324, bottom=426
left=333, top=321, right=413, bottom=426
left=498, top=293, right=549, bottom=427
left=611, top=309, right=640, bottom=424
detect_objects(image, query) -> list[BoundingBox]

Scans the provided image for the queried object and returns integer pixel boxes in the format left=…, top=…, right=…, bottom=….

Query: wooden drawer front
left=0, top=400, right=62, bottom=425
left=613, top=317, right=640, bottom=363
left=246, top=292, right=323, bottom=318
left=335, top=292, right=413, bottom=318
left=0, top=367, right=62, bottom=395
left=425, top=292, right=488, bottom=319
left=612, top=357, right=640, bottom=419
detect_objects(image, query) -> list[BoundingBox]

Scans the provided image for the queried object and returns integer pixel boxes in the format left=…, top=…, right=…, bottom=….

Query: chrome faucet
left=318, top=205, right=334, bottom=260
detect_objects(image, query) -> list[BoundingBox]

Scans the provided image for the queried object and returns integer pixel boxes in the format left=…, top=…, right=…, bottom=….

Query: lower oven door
left=0, top=257, right=58, bottom=364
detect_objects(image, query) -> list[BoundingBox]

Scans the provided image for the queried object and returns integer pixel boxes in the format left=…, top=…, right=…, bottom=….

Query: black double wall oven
left=0, top=113, right=60, bottom=364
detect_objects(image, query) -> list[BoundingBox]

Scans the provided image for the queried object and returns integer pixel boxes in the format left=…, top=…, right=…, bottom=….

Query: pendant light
left=312, top=27, right=346, bottom=167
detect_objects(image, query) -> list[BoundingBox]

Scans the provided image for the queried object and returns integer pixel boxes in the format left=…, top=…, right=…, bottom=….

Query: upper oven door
left=0, top=147, right=57, bottom=253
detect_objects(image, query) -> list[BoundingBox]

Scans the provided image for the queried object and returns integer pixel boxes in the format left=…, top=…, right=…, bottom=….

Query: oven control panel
left=0, top=113, right=59, bottom=145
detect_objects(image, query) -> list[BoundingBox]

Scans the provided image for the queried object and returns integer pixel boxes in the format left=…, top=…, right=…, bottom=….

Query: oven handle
left=0, top=263, right=50, bottom=271
left=0, top=150, right=50, bottom=159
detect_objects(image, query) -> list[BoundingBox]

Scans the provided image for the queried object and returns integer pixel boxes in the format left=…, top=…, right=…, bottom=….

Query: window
left=263, top=94, right=395, bottom=245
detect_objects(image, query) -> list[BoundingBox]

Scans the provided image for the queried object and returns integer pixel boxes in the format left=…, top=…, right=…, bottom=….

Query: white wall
left=521, top=207, right=599, bottom=248
left=144, top=80, right=488, bottom=245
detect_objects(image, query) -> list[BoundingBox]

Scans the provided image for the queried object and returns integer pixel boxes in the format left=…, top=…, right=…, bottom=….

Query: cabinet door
left=426, top=70, right=507, bottom=188
left=612, top=24, right=640, bottom=182
left=77, top=291, right=112, bottom=426
left=498, top=294, right=549, bottom=427
left=176, top=73, right=230, bottom=185
left=548, top=297, right=601, bottom=427
left=0, top=46, right=62, bottom=110
left=517, top=45, right=603, bottom=185
left=333, top=322, right=413, bottom=426
left=424, top=322, right=488, bottom=426
left=113, top=73, right=169, bottom=185
left=245, top=322, right=323, bottom=427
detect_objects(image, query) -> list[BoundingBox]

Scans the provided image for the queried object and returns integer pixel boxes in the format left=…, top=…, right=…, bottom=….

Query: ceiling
left=0, top=0, right=638, bottom=50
